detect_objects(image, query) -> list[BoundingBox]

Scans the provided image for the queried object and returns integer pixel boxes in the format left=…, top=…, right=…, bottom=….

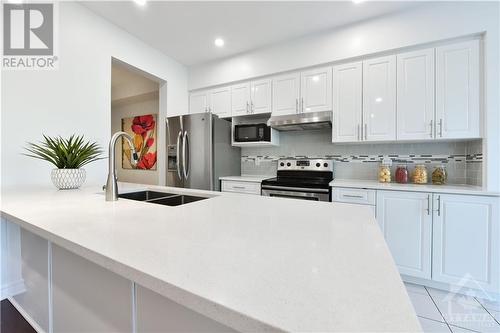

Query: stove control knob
left=316, top=163, right=321, bottom=167
left=324, top=163, right=329, bottom=167
left=286, top=162, right=291, bottom=167
left=280, top=162, right=285, bottom=167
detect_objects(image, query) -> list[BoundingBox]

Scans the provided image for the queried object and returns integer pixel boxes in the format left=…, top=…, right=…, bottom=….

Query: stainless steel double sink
left=119, top=190, right=208, bottom=207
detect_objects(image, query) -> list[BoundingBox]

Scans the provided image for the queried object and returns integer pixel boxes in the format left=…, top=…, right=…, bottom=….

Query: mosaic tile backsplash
left=241, top=129, right=483, bottom=186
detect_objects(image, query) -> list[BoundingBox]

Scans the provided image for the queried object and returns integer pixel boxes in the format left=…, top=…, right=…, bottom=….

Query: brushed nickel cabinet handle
left=343, top=194, right=364, bottom=199
left=301, top=97, right=304, bottom=113
left=357, top=124, right=360, bottom=141
left=364, top=123, right=368, bottom=140
left=436, top=195, right=441, bottom=216
left=296, top=98, right=299, bottom=114
left=439, top=119, right=443, bottom=137
left=246, top=101, right=249, bottom=114
left=430, top=120, right=433, bottom=138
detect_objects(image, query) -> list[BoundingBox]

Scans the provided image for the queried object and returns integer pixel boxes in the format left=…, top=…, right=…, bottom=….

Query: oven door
left=261, top=185, right=330, bottom=202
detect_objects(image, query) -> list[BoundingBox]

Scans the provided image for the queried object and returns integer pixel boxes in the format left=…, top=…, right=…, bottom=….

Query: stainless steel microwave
left=234, top=123, right=271, bottom=142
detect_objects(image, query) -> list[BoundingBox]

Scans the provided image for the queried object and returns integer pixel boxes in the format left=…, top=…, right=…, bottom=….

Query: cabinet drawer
left=332, top=188, right=376, bottom=205
left=221, top=181, right=261, bottom=195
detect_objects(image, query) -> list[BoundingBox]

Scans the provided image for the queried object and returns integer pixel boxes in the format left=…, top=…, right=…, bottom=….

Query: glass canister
left=395, top=164, right=409, bottom=184
left=378, top=163, right=391, bottom=183
left=413, top=164, right=428, bottom=184
left=432, top=165, right=447, bottom=185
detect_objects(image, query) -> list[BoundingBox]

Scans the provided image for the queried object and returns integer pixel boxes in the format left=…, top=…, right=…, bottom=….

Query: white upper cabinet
left=436, top=40, right=480, bottom=139
left=272, top=72, right=300, bottom=116
left=397, top=49, right=435, bottom=140
left=209, top=87, right=231, bottom=118
left=231, top=83, right=251, bottom=116
left=189, top=90, right=209, bottom=114
left=376, top=190, right=433, bottom=279
left=432, top=194, right=499, bottom=292
left=363, top=55, right=397, bottom=141
left=300, top=67, right=332, bottom=114
left=332, top=62, right=363, bottom=142
left=250, top=79, right=272, bottom=115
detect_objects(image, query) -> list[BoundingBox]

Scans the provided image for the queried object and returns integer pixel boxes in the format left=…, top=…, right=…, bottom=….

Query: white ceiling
left=83, top=1, right=421, bottom=67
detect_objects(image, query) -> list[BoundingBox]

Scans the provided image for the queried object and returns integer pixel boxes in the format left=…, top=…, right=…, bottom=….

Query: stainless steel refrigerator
left=166, top=113, right=241, bottom=191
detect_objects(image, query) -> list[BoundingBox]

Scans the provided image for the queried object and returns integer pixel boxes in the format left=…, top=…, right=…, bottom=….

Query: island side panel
left=136, top=285, right=237, bottom=333
left=12, top=227, right=50, bottom=332
left=52, top=244, right=133, bottom=333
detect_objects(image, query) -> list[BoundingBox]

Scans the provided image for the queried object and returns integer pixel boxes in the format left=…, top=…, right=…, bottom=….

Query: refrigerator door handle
left=182, top=130, right=190, bottom=180
left=176, top=130, right=183, bottom=180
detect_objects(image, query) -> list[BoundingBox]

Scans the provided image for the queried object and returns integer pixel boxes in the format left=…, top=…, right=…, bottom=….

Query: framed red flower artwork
left=121, top=114, right=157, bottom=170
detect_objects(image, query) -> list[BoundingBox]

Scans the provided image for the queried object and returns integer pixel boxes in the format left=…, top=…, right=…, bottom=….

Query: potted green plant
left=24, top=134, right=104, bottom=190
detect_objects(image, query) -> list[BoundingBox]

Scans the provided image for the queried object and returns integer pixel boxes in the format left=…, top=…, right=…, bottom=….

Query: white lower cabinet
left=375, top=190, right=499, bottom=292
left=376, top=191, right=432, bottom=279
left=432, top=194, right=499, bottom=292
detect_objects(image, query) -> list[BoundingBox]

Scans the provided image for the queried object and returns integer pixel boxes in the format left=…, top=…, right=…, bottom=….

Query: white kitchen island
left=1, top=183, right=421, bottom=332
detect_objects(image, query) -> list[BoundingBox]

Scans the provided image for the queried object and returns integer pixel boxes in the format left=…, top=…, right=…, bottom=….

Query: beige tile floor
left=404, top=282, right=500, bottom=333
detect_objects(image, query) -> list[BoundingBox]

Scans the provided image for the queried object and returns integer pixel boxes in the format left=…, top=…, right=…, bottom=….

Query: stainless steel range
left=261, top=159, right=333, bottom=202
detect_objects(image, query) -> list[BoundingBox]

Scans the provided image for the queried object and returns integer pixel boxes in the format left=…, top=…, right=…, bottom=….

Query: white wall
left=1, top=2, right=188, bottom=188
left=189, top=1, right=500, bottom=191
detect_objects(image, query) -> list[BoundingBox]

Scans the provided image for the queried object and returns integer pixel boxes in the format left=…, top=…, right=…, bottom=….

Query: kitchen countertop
left=1, top=183, right=421, bottom=332
left=330, top=179, right=500, bottom=196
left=219, top=175, right=272, bottom=182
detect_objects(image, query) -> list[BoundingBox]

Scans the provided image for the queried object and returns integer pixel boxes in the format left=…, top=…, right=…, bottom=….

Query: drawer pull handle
left=343, top=194, right=364, bottom=199
left=232, top=186, right=246, bottom=189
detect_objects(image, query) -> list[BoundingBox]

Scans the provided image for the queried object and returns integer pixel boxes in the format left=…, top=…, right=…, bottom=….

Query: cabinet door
left=250, top=79, right=272, bottom=114
left=436, top=40, right=480, bottom=139
left=300, top=66, right=332, bottom=113
left=332, top=62, right=362, bottom=142
left=432, top=194, right=499, bottom=292
left=231, top=83, right=250, bottom=117
left=272, top=72, right=300, bottom=116
left=363, top=56, right=396, bottom=141
left=397, top=49, right=435, bottom=140
left=209, top=86, right=231, bottom=118
left=189, top=91, right=209, bottom=114
left=376, top=190, right=432, bottom=279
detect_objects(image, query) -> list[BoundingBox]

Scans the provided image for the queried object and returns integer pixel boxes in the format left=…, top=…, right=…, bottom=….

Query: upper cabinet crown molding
left=362, top=55, right=397, bottom=141
left=397, top=48, right=435, bottom=140
left=436, top=40, right=480, bottom=139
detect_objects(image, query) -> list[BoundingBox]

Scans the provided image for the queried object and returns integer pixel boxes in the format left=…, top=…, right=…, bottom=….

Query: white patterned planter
left=51, top=169, right=86, bottom=190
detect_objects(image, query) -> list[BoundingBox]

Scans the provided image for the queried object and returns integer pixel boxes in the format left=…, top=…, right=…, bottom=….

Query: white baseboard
left=7, top=296, right=46, bottom=333
left=1, top=279, right=26, bottom=300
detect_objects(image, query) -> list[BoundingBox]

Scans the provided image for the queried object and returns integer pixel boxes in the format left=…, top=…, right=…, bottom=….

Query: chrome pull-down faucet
left=105, top=131, right=139, bottom=201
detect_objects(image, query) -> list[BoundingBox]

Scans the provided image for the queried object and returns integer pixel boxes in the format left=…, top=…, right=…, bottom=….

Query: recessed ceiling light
left=134, top=0, right=147, bottom=6
left=214, top=38, right=225, bottom=47
left=352, top=0, right=365, bottom=4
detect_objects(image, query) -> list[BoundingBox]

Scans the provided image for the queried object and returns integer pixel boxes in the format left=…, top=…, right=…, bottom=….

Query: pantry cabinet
left=432, top=194, right=499, bottom=292
left=376, top=191, right=432, bottom=279
left=436, top=40, right=480, bottom=139
left=300, top=66, right=332, bottom=113
left=189, top=90, right=210, bottom=114
left=332, top=62, right=363, bottom=142
left=397, top=48, right=435, bottom=140
left=272, top=72, right=301, bottom=116
left=209, top=86, right=231, bottom=117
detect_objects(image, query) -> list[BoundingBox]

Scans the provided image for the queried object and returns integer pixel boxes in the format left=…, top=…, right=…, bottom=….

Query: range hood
left=267, top=111, right=332, bottom=131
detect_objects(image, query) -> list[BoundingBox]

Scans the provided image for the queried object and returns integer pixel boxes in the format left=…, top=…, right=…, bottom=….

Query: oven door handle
left=261, top=185, right=329, bottom=193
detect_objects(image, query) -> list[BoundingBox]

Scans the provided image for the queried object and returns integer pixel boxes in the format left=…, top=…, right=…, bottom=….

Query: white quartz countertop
left=330, top=179, right=500, bottom=196
left=219, top=175, right=272, bottom=182
left=1, top=183, right=420, bottom=332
